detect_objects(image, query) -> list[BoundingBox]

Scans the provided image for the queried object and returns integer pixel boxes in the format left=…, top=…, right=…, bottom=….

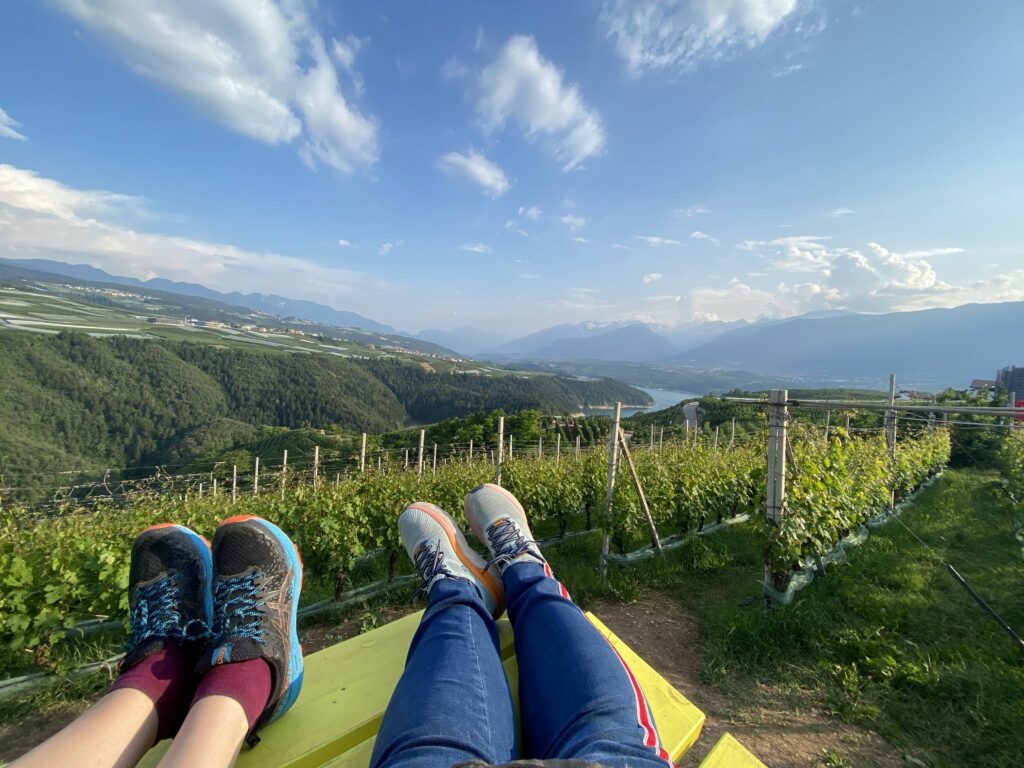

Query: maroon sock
left=192, top=658, right=272, bottom=734
left=110, top=642, right=198, bottom=741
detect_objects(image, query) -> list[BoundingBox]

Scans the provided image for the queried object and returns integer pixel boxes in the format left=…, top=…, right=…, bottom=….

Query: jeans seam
left=467, top=600, right=495, bottom=762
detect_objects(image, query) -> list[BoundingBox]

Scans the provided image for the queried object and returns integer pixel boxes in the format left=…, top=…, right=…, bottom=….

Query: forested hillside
left=0, top=332, right=647, bottom=497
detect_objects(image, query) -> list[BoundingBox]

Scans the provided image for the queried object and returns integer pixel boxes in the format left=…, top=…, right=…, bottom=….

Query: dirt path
left=591, top=592, right=905, bottom=768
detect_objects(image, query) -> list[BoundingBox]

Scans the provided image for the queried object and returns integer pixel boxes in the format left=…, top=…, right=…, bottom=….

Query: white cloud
left=477, top=36, right=605, bottom=171
left=601, top=0, right=816, bottom=77
left=829, top=207, right=855, bottom=218
left=517, top=229, right=530, bottom=237
left=461, top=242, right=492, bottom=253
left=437, top=150, right=510, bottom=198
left=612, top=243, right=633, bottom=251
left=0, top=163, right=390, bottom=305
left=643, top=272, right=664, bottom=283
left=519, top=205, right=542, bottom=220
left=572, top=236, right=590, bottom=244
left=772, top=63, right=804, bottom=77
left=561, top=214, right=587, bottom=232
left=0, top=107, right=26, bottom=141
left=691, top=230, right=721, bottom=245
left=637, top=235, right=682, bottom=247
left=518, top=271, right=539, bottom=280
left=675, top=205, right=708, bottom=218
left=52, top=0, right=376, bottom=173
left=337, top=239, right=352, bottom=247
left=378, top=241, right=401, bottom=255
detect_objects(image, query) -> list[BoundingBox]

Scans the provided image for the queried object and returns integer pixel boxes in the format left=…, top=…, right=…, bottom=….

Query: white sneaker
left=398, top=502, right=504, bottom=617
left=464, top=484, right=546, bottom=576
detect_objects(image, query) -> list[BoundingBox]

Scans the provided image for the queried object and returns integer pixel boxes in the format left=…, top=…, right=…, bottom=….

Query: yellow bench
left=141, top=611, right=763, bottom=767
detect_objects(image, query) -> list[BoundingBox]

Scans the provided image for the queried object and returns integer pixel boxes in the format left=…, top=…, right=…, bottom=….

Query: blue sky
left=1, top=0, right=1022, bottom=335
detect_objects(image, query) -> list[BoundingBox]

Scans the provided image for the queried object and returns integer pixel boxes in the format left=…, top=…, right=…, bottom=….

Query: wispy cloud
left=571, top=236, right=590, bottom=244
left=691, top=230, right=720, bottom=245
left=611, top=243, right=633, bottom=251
left=518, top=205, right=542, bottom=220
left=829, top=207, right=855, bottom=218
left=378, top=240, right=401, bottom=255
left=642, top=272, right=664, bottom=283
left=0, top=107, right=26, bottom=141
left=461, top=242, right=492, bottom=253
left=337, top=239, right=353, bottom=247
left=637, top=235, right=682, bottom=247
left=675, top=205, right=708, bottom=218
left=437, top=150, right=510, bottom=198
left=600, top=0, right=819, bottom=77
left=518, top=271, right=539, bottom=280
left=772, top=63, right=804, bottom=77
left=561, top=214, right=588, bottom=232
left=477, top=36, right=605, bottom=170
left=52, top=0, right=377, bottom=173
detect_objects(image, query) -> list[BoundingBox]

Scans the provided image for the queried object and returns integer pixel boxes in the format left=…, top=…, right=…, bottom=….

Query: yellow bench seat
left=141, top=610, right=763, bottom=767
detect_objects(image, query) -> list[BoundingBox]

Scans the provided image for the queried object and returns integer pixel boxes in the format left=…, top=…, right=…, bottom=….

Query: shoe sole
left=405, top=502, right=505, bottom=616
left=464, top=483, right=537, bottom=551
left=137, top=523, right=214, bottom=630
left=217, top=515, right=304, bottom=723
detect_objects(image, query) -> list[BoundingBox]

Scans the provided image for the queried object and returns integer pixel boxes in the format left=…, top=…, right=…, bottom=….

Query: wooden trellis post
left=469, top=439, right=474, bottom=460
left=601, top=402, right=622, bottom=575
left=766, top=389, right=788, bottom=524
left=417, top=430, right=425, bottom=477
left=231, top=465, right=237, bottom=504
left=575, top=435, right=581, bottom=456
left=359, top=433, right=367, bottom=474
left=556, top=433, right=561, bottom=463
left=538, top=436, right=543, bottom=459
left=313, top=445, right=320, bottom=487
left=280, top=450, right=288, bottom=500
left=650, top=425, right=655, bottom=450
left=254, top=457, right=260, bottom=495
left=497, top=416, right=505, bottom=486
left=729, top=418, right=735, bottom=450
left=432, top=443, right=437, bottom=474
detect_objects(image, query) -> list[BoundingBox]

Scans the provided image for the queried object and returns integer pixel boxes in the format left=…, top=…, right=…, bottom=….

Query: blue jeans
left=371, top=562, right=672, bottom=768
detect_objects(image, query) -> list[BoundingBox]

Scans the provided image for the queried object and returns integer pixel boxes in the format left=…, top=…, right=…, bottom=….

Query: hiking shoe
left=399, top=502, right=504, bottom=617
left=122, top=524, right=213, bottom=671
left=464, top=484, right=546, bottom=576
left=198, top=516, right=303, bottom=737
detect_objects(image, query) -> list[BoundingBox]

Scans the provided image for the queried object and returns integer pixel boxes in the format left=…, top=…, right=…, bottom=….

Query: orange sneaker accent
left=140, top=523, right=210, bottom=547
left=219, top=514, right=259, bottom=525
left=406, top=502, right=505, bottom=616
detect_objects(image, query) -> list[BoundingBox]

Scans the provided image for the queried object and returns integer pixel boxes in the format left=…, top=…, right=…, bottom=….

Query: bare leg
left=156, top=695, right=249, bottom=768
left=11, top=688, right=158, bottom=768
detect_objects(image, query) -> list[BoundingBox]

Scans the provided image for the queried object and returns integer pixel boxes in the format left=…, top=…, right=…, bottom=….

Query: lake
left=583, top=387, right=699, bottom=418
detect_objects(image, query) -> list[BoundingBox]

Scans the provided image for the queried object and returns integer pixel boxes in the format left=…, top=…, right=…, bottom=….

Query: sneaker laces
left=412, top=539, right=457, bottom=597
left=127, top=575, right=207, bottom=651
left=212, top=573, right=266, bottom=645
left=484, top=518, right=542, bottom=572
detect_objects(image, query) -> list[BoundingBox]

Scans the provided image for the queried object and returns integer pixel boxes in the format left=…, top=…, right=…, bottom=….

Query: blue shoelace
left=212, top=573, right=266, bottom=645
left=127, top=575, right=206, bottom=650
left=484, top=518, right=540, bottom=572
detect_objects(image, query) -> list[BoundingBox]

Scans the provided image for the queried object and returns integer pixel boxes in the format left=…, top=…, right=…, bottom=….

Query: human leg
left=466, top=484, right=672, bottom=768
left=12, top=524, right=213, bottom=768
left=371, top=502, right=515, bottom=768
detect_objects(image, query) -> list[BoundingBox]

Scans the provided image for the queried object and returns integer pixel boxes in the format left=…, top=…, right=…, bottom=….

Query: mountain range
left=3, top=258, right=396, bottom=333
left=3, top=257, right=1019, bottom=389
